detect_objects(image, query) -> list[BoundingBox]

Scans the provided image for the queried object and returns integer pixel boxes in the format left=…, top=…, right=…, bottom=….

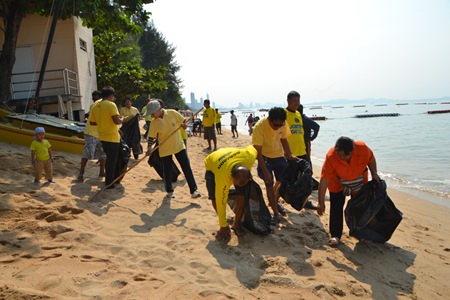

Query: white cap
left=146, top=100, right=161, bottom=116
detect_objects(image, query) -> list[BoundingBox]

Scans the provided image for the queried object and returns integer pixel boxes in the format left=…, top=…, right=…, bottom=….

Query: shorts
left=215, top=122, right=221, bottom=129
left=81, top=134, right=106, bottom=160
left=203, top=126, right=216, bottom=140
left=205, top=171, right=246, bottom=200
left=257, top=156, right=287, bottom=185
left=231, top=125, right=237, bottom=131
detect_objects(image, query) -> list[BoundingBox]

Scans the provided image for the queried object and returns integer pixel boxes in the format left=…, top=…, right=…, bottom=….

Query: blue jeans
left=162, top=149, right=197, bottom=194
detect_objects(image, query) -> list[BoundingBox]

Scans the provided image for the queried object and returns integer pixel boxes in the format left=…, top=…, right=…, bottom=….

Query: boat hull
left=0, top=122, right=84, bottom=154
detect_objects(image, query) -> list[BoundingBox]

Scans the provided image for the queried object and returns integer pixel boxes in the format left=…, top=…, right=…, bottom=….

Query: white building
left=0, top=14, right=97, bottom=121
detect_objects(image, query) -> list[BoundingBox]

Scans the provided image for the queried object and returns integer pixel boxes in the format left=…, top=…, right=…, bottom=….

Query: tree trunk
left=0, top=2, right=24, bottom=103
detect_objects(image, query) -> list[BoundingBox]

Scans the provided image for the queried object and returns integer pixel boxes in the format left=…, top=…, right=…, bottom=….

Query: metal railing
left=10, top=68, right=79, bottom=100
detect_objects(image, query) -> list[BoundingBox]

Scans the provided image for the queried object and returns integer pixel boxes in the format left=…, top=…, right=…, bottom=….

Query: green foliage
left=139, top=24, right=187, bottom=109
left=94, top=31, right=168, bottom=104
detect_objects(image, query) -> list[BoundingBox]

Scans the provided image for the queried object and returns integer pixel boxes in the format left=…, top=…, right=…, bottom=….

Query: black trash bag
left=228, top=180, right=272, bottom=235
left=279, top=159, right=313, bottom=211
left=147, top=147, right=180, bottom=183
left=120, top=115, right=143, bottom=159
left=115, top=138, right=131, bottom=184
left=345, top=180, right=403, bottom=243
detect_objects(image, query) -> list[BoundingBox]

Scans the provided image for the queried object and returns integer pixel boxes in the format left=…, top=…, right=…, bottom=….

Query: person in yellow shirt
left=252, top=107, right=297, bottom=224
left=120, top=97, right=142, bottom=159
left=90, top=86, right=124, bottom=188
left=78, top=90, right=106, bottom=181
left=215, top=108, right=222, bottom=135
left=141, top=98, right=152, bottom=139
left=202, top=99, right=217, bottom=151
left=145, top=100, right=201, bottom=199
left=284, top=90, right=318, bottom=210
left=204, top=146, right=257, bottom=240
left=30, top=127, right=54, bottom=184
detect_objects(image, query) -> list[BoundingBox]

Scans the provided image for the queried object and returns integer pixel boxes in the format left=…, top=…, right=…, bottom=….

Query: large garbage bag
left=147, top=147, right=180, bottom=183
left=279, top=159, right=313, bottom=210
left=228, top=180, right=272, bottom=235
left=345, top=180, right=403, bottom=243
left=115, top=138, right=131, bottom=184
left=120, top=115, right=143, bottom=159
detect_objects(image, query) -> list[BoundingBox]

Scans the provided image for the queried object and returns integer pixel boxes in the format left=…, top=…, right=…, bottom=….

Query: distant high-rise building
left=190, top=92, right=196, bottom=106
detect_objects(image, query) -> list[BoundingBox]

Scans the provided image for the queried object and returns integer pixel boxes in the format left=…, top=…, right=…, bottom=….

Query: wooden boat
left=0, top=106, right=84, bottom=154
left=0, top=107, right=85, bottom=138
left=0, top=122, right=84, bottom=154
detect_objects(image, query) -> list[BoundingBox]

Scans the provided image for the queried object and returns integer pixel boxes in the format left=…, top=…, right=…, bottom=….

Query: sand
left=1, top=126, right=449, bottom=299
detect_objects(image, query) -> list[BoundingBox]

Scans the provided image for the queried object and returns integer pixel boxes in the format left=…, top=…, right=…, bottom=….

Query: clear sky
left=145, top=0, right=450, bottom=106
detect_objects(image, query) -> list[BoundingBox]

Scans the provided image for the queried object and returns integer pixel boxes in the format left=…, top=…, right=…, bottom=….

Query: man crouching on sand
left=204, top=146, right=258, bottom=240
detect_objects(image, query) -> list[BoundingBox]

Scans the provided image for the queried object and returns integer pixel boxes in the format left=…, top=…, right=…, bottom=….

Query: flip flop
left=329, top=237, right=340, bottom=247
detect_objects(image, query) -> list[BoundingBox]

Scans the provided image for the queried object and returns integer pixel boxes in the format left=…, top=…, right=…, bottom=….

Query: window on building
left=79, top=38, right=87, bottom=52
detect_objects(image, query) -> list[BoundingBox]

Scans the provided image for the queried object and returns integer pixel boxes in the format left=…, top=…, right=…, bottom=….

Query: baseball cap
left=35, top=127, right=45, bottom=134
left=146, top=100, right=161, bottom=116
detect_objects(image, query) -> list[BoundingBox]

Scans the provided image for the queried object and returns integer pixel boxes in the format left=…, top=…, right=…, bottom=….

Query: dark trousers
left=162, top=149, right=197, bottom=194
left=101, top=141, right=120, bottom=186
left=329, top=191, right=346, bottom=239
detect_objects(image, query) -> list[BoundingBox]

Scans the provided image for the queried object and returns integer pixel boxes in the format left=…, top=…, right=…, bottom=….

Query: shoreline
left=1, top=125, right=449, bottom=299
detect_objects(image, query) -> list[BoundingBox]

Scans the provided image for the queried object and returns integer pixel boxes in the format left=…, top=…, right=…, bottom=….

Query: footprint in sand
left=80, top=254, right=111, bottom=263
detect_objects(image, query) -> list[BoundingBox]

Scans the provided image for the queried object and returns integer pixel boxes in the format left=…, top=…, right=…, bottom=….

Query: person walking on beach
left=215, top=108, right=222, bottom=135
left=30, top=127, right=55, bottom=184
left=298, top=104, right=320, bottom=169
left=204, top=145, right=258, bottom=240
left=245, top=113, right=254, bottom=135
left=119, top=97, right=142, bottom=159
left=317, top=136, right=380, bottom=246
left=284, top=91, right=317, bottom=210
left=90, top=86, right=124, bottom=189
left=145, top=100, right=201, bottom=199
left=230, top=110, right=239, bottom=138
left=252, top=107, right=297, bottom=224
left=141, top=98, right=152, bottom=140
left=78, top=90, right=106, bottom=181
left=202, top=99, right=217, bottom=151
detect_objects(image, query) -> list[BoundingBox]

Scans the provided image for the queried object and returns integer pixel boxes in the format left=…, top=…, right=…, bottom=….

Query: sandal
left=329, top=237, right=340, bottom=247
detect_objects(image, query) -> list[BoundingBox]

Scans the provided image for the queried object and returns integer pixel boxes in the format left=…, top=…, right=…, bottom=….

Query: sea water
left=218, top=101, right=450, bottom=207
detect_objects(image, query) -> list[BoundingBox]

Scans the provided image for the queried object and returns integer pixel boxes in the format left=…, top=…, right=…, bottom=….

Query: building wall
left=0, top=14, right=97, bottom=118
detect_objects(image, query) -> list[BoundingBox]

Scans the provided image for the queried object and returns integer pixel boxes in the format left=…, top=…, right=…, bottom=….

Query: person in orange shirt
left=317, top=136, right=380, bottom=246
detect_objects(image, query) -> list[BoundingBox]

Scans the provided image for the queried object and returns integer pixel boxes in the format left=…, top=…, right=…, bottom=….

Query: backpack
left=228, top=180, right=272, bottom=235
left=279, top=159, right=313, bottom=210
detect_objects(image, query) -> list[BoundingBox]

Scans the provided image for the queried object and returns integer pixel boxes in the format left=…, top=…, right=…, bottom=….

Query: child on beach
left=30, top=127, right=55, bottom=184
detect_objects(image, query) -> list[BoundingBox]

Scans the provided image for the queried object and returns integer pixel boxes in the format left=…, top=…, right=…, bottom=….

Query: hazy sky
left=146, top=0, right=450, bottom=106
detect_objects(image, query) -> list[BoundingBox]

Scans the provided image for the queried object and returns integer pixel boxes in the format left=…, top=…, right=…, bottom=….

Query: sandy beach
left=1, top=126, right=449, bottom=299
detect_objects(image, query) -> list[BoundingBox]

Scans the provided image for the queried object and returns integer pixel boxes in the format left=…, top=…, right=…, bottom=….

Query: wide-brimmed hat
left=146, top=100, right=161, bottom=116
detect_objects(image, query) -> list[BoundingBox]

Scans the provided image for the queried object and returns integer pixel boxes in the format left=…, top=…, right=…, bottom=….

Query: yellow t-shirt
left=215, top=112, right=222, bottom=124
left=202, top=107, right=215, bottom=127
left=141, top=106, right=152, bottom=122
left=30, top=139, right=52, bottom=161
left=148, top=109, right=185, bottom=157
left=204, top=145, right=258, bottom=227
left=90, top=100, right=120, bottom=143
left=84, top=100, right=101, bottom=137
left=252, top=117, right=291, bottom=158
left=285, top=108, right=307, bottom=157
left=180, top=127, right=188, bottom=140
left=120, top=106, right=139, bottom=122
